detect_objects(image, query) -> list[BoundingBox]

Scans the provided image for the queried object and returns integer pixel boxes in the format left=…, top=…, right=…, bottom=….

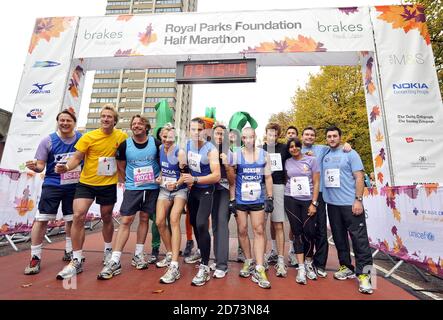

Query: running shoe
left=184, top=249, right=201, bottom=264
left=160, top=264, right=181, bottom=284
left=156, top=252, right=172, bottom=268
left=239, top=259, right=255, bottom=278
left=131, top=253, right=149, bottom=270
left=97, top=260, right=122, bottom=280
left=191, top=264, right=210, bottom=286
left=56, top=258, right=83, bottom=280
left=358, top=274, right=374, bottom=294
left=24, top=256, right=41, bottom=275
left=251, top=266, right=271, bottom=289
left=334, top=265, right=356, bottom=280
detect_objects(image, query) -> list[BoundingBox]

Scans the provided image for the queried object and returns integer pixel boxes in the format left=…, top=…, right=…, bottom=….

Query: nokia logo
left=30, top=82, right=51, bottom=94
left=32, top=61, right=61, bottom=68
left=392, top=83, right=429, bottom=90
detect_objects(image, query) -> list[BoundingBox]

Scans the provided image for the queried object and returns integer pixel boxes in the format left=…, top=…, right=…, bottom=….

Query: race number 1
left=98, top=157, right=117, bottom=176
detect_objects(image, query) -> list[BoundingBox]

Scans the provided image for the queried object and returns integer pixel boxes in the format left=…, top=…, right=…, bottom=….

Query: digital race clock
left=176, top=59, right=256, bottom=84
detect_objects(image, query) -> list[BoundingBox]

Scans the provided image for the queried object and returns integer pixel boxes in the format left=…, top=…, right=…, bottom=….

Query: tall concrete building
left=86, top=0, right=197, bottom=138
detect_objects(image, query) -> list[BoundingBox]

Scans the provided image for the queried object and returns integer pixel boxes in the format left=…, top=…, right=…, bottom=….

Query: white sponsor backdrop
left=0, top=170, right=123, bottom=235
left=370, top=6, right=443, bottom=185
left=73, top=7, right=375, bottom=69
left=364, top=185, right=443, bottom=277
left=1, top=17, right=79, bottom=171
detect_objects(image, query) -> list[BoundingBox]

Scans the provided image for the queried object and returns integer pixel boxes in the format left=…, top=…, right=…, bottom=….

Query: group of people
left=24, top=104, right=374, bottom=294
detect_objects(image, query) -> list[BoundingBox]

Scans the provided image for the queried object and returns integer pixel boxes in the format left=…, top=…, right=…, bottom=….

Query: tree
left=276, top=66, right=373, bottom=172
left=268, top=108, right=296, bottom=142
left=407, top=0, right=443, bottom=94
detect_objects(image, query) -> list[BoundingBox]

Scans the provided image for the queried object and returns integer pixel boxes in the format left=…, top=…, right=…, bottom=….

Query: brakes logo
left=30, top=82, right=51, bottom=94
left=32, top=61, right=60, bottom=68
left=26, top=108, right=44, bottom=120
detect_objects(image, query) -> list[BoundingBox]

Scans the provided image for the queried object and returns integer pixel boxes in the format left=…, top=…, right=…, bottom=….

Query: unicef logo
left=427, top=232, right=435, bottom=241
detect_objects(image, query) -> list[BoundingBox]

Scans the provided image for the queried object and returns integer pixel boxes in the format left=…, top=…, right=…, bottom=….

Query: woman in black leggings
left=284, top=138, right=320, bottom=285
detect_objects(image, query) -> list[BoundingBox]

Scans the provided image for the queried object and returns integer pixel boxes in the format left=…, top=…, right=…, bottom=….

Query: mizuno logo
left=30, top=82, right=52, bottom=94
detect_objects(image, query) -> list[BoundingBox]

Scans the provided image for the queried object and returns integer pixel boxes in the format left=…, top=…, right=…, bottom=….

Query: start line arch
left=1, top=5, right=443, bottom=276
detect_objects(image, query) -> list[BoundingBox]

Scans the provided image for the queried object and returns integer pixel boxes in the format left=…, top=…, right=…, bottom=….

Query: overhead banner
left=370, top=6, right=443, bottom=185
left=0, top=17, right=79, bottom=171
left=73, top=7, right=375, bottom=68
left=364, top=185, right=443, bottom=277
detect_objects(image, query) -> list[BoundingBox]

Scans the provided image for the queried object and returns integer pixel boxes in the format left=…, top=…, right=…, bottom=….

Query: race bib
left=133, top=166, right=155, bottom=186
left=219, top=178, right=229, bottom=190
left=188, top=151, right=202, bottom=173
left=290, top=176, right=310, bottom=197
left=325, top=168, right=340, bottom=188
left=161, top=176, right=177, bottom=188
left=60, top=165, right=81, bottom=185
left=97, top=157, right=117, bottom=176
left=241, top=181, right=262, bottom=201
left=269, top=153, right=283, bottom=172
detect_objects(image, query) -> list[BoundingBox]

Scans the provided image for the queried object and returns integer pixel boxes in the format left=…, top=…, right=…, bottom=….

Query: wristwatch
left=355, top=196, right=363, bottom=201
left=193, top=176, right=198, bottom=185
left=267, top=196, right=274, bottom=200
left=311, top=200, right=319, bottom=207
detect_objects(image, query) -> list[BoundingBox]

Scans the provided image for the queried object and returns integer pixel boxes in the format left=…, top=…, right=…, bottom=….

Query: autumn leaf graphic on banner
left=374, top=148, right=385, bottom=168
left=13, top=185, right=35, bottom=216
left=338, top=7, right=359, bottom=15
left=241, top=35, right=327, bottom=54
left=68, top=65, right=85, bottom=98
left=424, top=183, right=439, bottom=196
left=364, top=57, right=375, bottom=95
left=375, top=129, right=384, bottom=142
left=117, top=15, right=134, bottom=22
left=370, top=106, right=381, bottom=123
left=426, top=258, right=438, bottom=275
left=138, top=23, right=157, bottom=46
left=29, top=17, right=74, bottom=53
left=393, top=208, right=401, bottom=222
left=377, top=172, right=384, bottom=184
left=400, top=185, right=419, bottom=199
left=376, top=5, right=430, bottom=45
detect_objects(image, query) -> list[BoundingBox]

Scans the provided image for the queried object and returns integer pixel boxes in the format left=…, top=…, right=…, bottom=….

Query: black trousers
left=188, top=185, right=215, bottom=266
left=327, top=204, right=373, bottom=275
left=211, top=188, right=230, bottom=271
left=284, top=196, right=316, bottom=258
left=313, top=192, right=329, bottom=269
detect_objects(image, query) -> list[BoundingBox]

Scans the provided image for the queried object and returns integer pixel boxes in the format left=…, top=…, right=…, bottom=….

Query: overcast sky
left=1, top=0, right=401, bottom=138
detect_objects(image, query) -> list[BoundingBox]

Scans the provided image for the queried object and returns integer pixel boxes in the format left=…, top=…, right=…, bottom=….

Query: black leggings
left=188, top=185, right=215, bottom=265
left=284, top=196, right=316, bottom=258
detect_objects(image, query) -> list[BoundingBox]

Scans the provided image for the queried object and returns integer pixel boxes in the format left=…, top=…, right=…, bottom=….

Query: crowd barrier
left=0, top=169, right=123, bottom=249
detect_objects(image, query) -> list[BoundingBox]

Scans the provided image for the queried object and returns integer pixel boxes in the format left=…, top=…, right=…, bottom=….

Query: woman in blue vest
left=24, top=110, right=82, bottom=275
left=98, top=115, right=161, bottom=280
left=155, top=125, right=188, bottom=284
left=182, top=117, right=221, bottom=286
left=232, top=127, right=274, bottom=289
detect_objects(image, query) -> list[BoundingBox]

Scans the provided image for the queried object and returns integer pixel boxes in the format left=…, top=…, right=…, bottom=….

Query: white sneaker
left=305, top=260, right=318, bottom=280
left=213, top=269, right=228, bottom=279
left=296, top=267, right=307, bottom=285
left=209, top=262, right=216, bottom=271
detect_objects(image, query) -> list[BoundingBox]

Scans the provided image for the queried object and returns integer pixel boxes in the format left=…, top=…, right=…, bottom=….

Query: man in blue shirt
left=322, top=125, right=373, bottom=294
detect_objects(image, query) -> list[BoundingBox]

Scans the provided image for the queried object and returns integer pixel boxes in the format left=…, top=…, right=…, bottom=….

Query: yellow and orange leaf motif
left=376, top=5, right=430, bottom=45
left=393, top=208, right=401, bottom=222
left=375, top=130, right=384, bottom=142
left=29, top=17, right=74, bottom=54
left=117, top=15, right=134, bottom=22
left=374, top=155, right=383, bottom=168
left=424, top=183, right=439, bottom=197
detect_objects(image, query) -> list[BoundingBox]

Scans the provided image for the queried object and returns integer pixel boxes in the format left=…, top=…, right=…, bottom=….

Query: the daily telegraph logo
left=388, top=53, right=425, bottom=65
left=32, top=61, right=61, bottom=68
left=404, top=137, right=434, bottom=144
left=29, top=82, right=51, bottom=95
left=392, top=82, right=429, bottom=95
left=26, top=108, right=44, bottom=120
left=83, top=29, right=123, bottom=40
